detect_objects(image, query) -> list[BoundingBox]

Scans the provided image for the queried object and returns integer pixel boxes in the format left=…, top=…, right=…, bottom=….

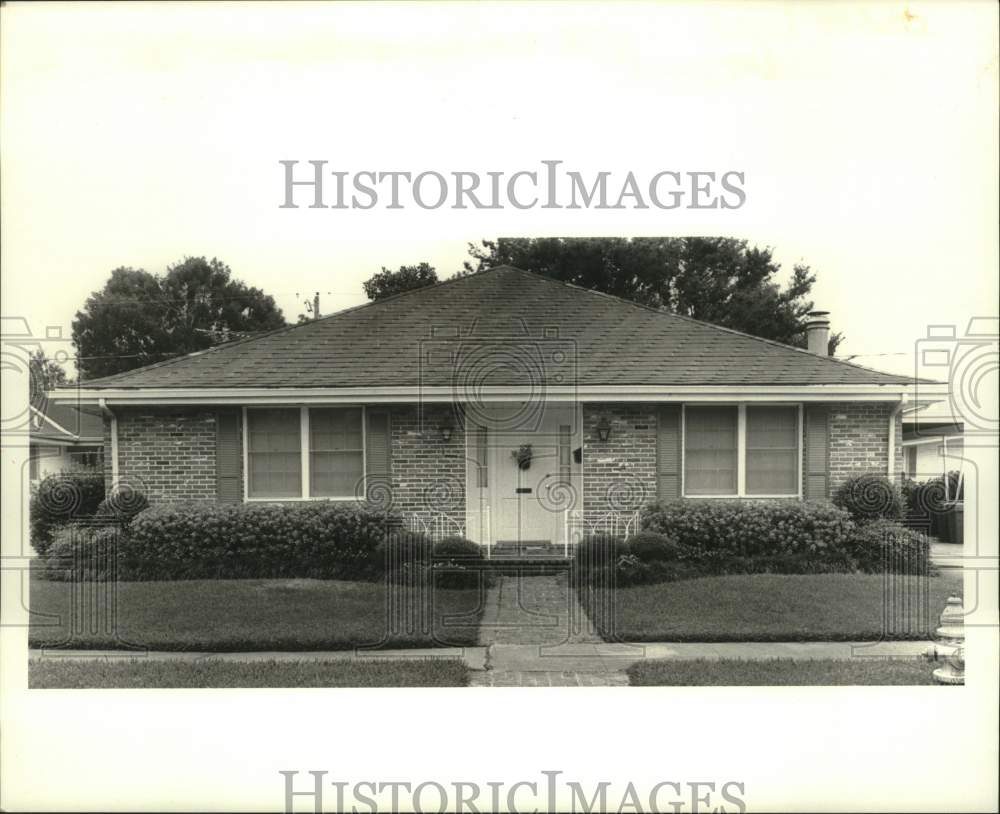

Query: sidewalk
left=27, top=640, right=934, bottom=667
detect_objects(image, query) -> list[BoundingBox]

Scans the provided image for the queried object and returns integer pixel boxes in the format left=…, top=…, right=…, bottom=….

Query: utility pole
left=297, top=291, right=322, bottom=321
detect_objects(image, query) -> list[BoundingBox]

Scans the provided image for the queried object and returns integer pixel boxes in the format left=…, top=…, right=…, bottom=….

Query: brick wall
left=581, top=403, right=658, bottom=524
left=109, top=407, right=219, bottom=502
left=577, top=401, right=900, bottom=517
left=389, top=403, right=467, bottom=533
left=100, top=399, right=902, bottom=513
left=825, top=401, right=904, bottom=494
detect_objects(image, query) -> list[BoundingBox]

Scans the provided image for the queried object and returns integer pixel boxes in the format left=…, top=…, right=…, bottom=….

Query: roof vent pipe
left=805, top=311, right=831, bottom=356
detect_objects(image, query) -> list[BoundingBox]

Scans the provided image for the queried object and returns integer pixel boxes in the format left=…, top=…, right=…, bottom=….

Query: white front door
left=466, top=403, right=582, bottom=546
left=494, top=441, right=561, bottom=543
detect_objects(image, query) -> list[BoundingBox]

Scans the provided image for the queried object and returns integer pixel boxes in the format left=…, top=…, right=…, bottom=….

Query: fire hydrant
left=924, top=595, right=965, bottom=685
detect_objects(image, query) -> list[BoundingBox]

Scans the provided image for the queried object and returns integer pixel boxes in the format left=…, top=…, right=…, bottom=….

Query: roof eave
left=50, top=382, right=944, bottom=406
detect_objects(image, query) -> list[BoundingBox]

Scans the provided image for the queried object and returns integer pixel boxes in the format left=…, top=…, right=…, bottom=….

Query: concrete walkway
left=477, top=573, right=600, bottom=646
left=473, top=573, right=626, bottom=685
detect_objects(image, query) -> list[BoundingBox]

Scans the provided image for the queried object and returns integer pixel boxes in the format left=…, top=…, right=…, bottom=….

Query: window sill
left=245, top=496, right=358, bottom=502
left=682, top=494, right=801, bottom=500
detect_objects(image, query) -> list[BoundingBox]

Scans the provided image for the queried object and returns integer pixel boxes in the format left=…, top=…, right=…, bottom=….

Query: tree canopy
left=462, top=237, right=843, bottom=353
left=72, top=257, right=286, bottom=380
left=29, top=349, right=69, bottom=404
left=362, top=263, right=439, bottom=301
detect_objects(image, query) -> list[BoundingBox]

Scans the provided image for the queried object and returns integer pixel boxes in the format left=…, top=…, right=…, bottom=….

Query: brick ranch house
left=51, top=266, right=942, bottom=550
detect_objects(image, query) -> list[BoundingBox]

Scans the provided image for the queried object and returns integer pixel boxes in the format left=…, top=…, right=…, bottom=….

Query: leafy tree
left=463, top=237, right=843, bottom=352
left=73, top=257, right=286, bottom=379
left=29, top=349, right=70, bottom=406
left=363, top=263, right=438, bottom=300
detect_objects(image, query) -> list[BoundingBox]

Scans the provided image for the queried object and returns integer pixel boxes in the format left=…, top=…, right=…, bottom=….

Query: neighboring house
left=51, top=266, right=942, bottom=548
left=28, top=401, right=105, bottom=482
left=902, top=400, right=965, bottom=494
left=901, top=402, right=965, bottom=544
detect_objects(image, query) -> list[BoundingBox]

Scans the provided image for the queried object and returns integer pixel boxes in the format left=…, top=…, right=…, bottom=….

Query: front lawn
left=29, top=574, right=485, bottom=651
left=581, top=572, right=963, bottom=642
left=29, top=657, right=470, bottom=688
left=628, top=657, right=939, bottom=686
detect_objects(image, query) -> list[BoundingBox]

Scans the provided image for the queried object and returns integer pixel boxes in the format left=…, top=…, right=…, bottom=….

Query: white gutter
left=99, top=398, right=118, bottom=487
left=887, top=395, right=908, bottom=477
left=52, top=382, right=946, bottom=406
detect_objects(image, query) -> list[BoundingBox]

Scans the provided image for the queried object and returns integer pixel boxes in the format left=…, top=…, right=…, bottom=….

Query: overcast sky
left=2, top=1, right=997, bottom=379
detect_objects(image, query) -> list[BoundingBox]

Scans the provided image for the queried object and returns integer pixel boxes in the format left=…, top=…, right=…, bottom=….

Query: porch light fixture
left=440, top=419, right=454, bottom=442
left=596, top=416, right=612, bottom=443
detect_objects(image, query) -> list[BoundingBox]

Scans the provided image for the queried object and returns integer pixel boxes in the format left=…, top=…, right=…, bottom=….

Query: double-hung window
left=309, top=408, right=364, bottom=498
left=246, top=407, right=364, bottom=499
left=683, top=405, right=800, bottom=497
left=247, top=408, right=302, bottom=498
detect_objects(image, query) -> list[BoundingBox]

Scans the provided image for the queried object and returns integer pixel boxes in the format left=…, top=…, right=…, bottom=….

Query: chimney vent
left=805, top=310, right=831, bottom=356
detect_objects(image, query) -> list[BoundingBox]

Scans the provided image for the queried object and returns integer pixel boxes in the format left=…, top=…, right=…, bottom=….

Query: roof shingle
left=78, top=266, right=915, bottom=389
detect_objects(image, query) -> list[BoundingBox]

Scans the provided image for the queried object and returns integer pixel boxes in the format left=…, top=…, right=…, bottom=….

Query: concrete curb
left=29, top=640, right=934, bottom=673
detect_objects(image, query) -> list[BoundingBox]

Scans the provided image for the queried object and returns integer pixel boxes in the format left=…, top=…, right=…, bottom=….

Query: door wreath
left=511, top=444, right=533, bottom=470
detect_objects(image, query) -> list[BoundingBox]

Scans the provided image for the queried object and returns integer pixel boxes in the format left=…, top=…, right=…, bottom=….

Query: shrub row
left=40, top=502, right=489, bottom=586
left=574, top=499, right=930, bottom=586
left=641, top=499, right=856, bottom=559
left=122, top=502, right=394, bottom=580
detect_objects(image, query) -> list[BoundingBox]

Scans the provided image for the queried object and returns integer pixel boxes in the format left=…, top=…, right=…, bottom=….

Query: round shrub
left=433, top=536, right=483, bottom=560
left=846, top=520, right=931, bottom=574
left=30, top=470, right=106, bottom=554
left=626, top=531, right=684, bottom=563
left=95, top=484, right=150, bottom=526
left=833, top=474, right=904, bottom=523
left=572, top=534, right=629, bottom=574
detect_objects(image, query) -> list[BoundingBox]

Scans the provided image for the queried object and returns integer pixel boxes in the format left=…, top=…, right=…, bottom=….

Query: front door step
left=492, top=540, right=566, bottom=558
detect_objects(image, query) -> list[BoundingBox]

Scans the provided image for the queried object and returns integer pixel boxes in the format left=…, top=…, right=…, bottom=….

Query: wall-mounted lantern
left=440, top=418, right=454, bottom=442
left=596, top=416, right=612, bottom=443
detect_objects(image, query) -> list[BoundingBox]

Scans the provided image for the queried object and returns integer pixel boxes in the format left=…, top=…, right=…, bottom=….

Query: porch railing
left=564, top=508, right=640, bottom=553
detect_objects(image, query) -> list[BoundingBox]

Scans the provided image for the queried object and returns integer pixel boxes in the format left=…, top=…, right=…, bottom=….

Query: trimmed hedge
left=30, top=470, right=106, bottom=554
left=377, top=531, right=434, bottom=566
left=42, top=526, right=120, bottom=582
left=87, top=502, right=396, bottom=581
left=641, top=499, right=855, bottom=562
left=833, top=474, right=904, bottom=523
left=40, top=505, right=497, bottom=587
left=629, top=499, right=926, bottom=582
left=846, top=520, right=931, bottom=574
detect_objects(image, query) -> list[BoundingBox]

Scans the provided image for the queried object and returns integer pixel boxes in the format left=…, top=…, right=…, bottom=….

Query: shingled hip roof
left=73, top=266, right=916, bottom=391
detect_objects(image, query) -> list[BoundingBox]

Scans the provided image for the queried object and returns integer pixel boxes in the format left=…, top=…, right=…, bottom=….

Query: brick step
left=490, top=541, right=570, bottom=558
left=484, top=560, right=573, bottom=576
